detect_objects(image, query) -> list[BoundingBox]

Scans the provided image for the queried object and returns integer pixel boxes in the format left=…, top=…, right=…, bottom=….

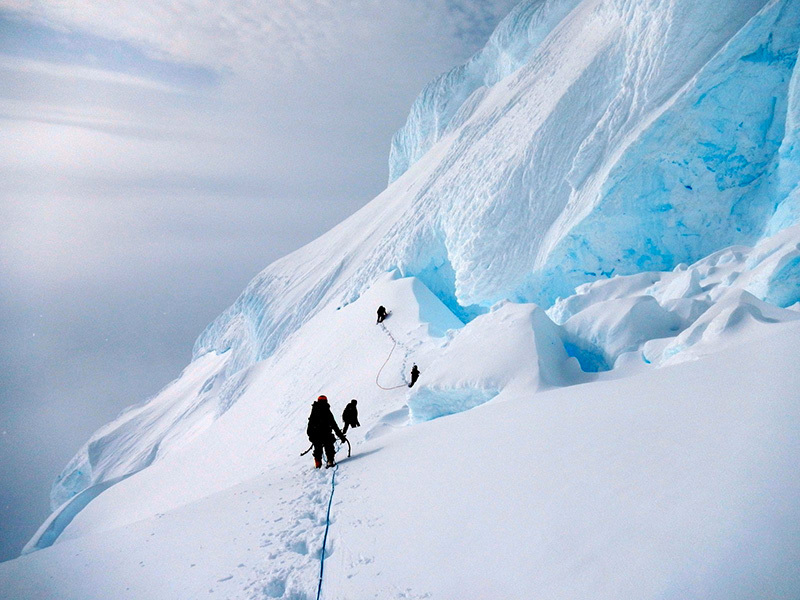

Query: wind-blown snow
left=48, top=351, right=230, bottom=511
left=7, top=0, right=800, bottom=597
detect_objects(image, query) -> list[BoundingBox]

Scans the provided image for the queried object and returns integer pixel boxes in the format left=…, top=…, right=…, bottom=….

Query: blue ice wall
left=517, top=0, right=800, bottom=305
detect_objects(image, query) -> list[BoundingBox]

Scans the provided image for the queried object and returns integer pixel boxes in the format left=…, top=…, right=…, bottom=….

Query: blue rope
left=316, top=464, right=339, bottom=600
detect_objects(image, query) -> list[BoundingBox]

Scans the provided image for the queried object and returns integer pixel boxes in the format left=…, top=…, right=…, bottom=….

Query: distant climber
left=342, top=399, right=360, bottom=434
left=306, top=395, right=346, bottom=469
left=409, top=364, right=420, bottom=388
left=377, top=305, right=387, bottom=324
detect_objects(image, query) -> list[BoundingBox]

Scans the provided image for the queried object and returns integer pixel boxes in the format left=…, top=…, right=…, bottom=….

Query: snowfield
left=4, top=231, right=800, bottom=598
left=3, top=0, right=800, bottom=597
left=1, top=270, right=799, bottom=599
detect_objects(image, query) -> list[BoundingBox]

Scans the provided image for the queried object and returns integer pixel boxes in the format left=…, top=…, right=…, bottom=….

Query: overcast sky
left=0, top=0, right=520, bottom=562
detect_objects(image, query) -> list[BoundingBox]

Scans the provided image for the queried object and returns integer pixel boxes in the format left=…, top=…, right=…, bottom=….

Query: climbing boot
left=314, top=457, right=322, bottom=469
left=326, top=459, right=335, bottom=468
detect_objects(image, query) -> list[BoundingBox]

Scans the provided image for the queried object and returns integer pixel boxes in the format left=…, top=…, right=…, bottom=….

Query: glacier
left=5, top=1, right=800, bottom=597
left=47, top=0, right=800, bottom=517
left=4, top=231, right=800, bottom=598
left=194, top=0, right=800, bottom=376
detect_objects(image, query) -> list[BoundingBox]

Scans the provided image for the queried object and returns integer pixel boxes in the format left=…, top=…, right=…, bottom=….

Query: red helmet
left=317, top=395, right=328, bottom=402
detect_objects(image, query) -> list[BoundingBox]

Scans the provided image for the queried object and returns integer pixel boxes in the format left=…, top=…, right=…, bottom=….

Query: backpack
left=307, top=402, right=329, bottom=439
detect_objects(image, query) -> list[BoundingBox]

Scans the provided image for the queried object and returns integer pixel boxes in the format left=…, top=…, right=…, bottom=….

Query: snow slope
left=1, top=275, right=798, bottom=598
left=3, top=0, right=800, bottom=597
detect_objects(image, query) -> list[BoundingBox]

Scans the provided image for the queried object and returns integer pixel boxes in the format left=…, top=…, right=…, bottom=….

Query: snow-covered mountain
left=3, top=1, right=800, bottom=598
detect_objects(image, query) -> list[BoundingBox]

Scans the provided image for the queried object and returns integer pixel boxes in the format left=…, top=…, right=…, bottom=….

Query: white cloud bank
left=0, top=0, right=521, bottom=193
left=2, top=1, right=518, bottom=76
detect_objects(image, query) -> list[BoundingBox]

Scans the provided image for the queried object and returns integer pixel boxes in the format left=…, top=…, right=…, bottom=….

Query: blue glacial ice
left=518, top=0, right=800, bottom=304
left=768, top=41, right=800, bottom=234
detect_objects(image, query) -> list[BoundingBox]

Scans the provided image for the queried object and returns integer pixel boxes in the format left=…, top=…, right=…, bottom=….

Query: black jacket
left=342, top=401, right=360, bottom=427
left=307, top=400, right=344, bottom=442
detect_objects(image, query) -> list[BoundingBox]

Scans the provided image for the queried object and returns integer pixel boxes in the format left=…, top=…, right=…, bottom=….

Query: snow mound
left=561, top=295, right=681, bottom=370
left=547, top=224, right=800, bottom=368
left=408, top=302, right=586, bottom=421
left=656, top=290, right=800, bottom=365
left=396, top=273, right=465, bottom=337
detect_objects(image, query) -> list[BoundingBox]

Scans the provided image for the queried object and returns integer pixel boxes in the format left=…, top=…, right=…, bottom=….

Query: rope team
left=303, top=304, right=420, bottom=468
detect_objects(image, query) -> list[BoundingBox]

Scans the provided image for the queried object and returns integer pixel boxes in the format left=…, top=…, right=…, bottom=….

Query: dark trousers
left=312, top=437, right=336, bottom=464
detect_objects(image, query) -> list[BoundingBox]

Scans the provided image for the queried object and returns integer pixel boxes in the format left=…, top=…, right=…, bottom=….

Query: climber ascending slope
left=409, top=364, right=420, bottom=388
left=306, top=395, right=347, bottom=469
left=377, top=305, right=388, bottom=324
left=342, top=399, right=360, bottom=434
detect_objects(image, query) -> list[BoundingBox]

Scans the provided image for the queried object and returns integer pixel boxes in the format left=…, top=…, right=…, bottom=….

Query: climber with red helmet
left=306, top=395, right=347, bottom=468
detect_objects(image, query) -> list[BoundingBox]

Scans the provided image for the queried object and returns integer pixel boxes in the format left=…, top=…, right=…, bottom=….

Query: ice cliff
left=193, top=0, right=800, bottom=375
left=46, top=0, right=800, bottom=529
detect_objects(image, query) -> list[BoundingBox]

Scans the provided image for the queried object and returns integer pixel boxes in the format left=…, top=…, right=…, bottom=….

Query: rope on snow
left=316, top=463, right=339, bottom=600
left=333, top=438, right=351, bottom=458
left=375, top=323, right=408, bottom=391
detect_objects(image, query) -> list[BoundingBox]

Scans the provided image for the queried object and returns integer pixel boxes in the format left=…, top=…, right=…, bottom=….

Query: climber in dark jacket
left=342, top=399, right=360, bottom=435
left=409, top=364, right=420, bottom=388
left=377, top=305, right=387, bottom=324
left=307, top=395, right=346, bottom=468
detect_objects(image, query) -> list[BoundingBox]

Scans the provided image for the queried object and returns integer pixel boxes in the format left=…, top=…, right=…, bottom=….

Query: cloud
left=0, top=55, right=182, bottom=91
left=1, top=1, right=519, bottom=76
left=0, top=0, right=521, bottom=197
